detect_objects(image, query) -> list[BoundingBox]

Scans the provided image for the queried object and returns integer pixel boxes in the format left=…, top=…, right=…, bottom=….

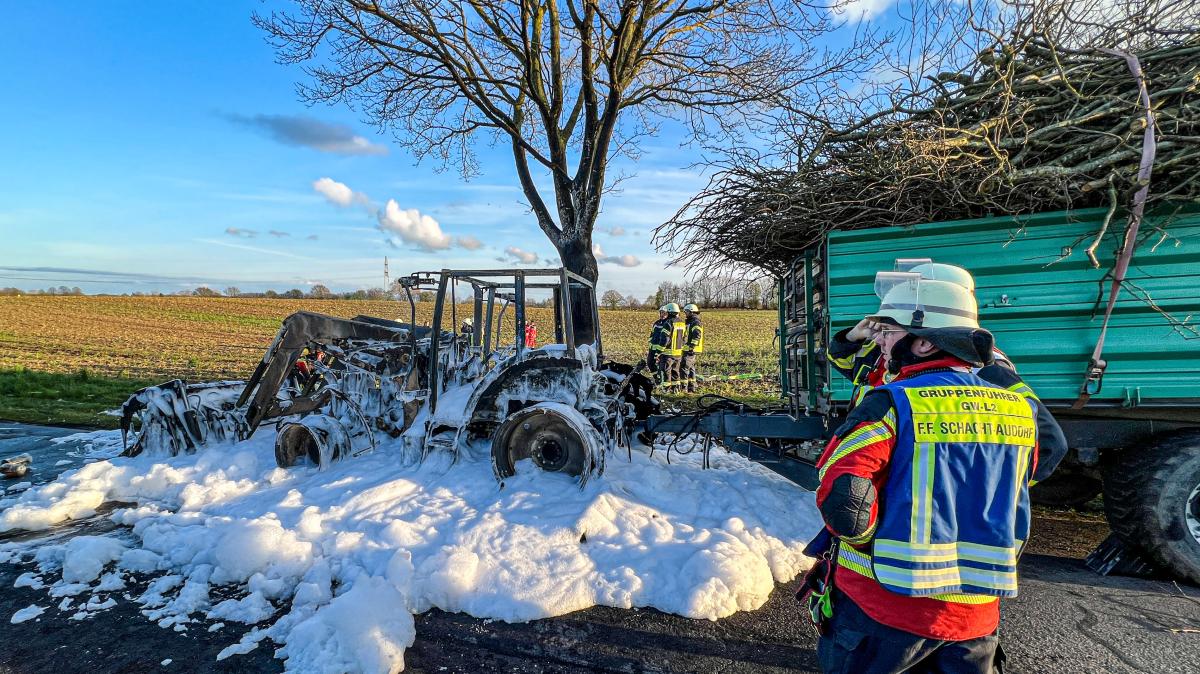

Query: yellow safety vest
left=666, top=320, right=686, bottom=357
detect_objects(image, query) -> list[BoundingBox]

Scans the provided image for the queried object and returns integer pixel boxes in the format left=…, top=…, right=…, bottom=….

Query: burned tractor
left=120, top=268, right=657, bottom=485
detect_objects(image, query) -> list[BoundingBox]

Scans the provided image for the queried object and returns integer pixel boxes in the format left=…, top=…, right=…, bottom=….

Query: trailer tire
left=1101, top=432, right=1200, bottom=584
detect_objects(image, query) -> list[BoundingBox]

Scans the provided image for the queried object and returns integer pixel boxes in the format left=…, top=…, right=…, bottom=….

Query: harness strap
left=1073, top=49, right=1156, bottom=410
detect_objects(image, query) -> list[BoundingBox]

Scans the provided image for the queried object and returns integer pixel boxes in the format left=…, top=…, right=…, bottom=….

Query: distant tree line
left=0, top=286, right=84, bottom=296
left=4, top=279, right=780, bottom=310
left=600, top=278, right=778, bottom=311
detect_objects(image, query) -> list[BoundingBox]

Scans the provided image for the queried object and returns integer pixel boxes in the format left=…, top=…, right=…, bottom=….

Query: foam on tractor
left=120, top=311, right=421, bottom=461
left=120, top=380, right=248, bottom=457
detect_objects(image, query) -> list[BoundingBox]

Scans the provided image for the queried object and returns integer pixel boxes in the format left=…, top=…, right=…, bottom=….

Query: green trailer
left=779, top=205, right=1200, bottom=583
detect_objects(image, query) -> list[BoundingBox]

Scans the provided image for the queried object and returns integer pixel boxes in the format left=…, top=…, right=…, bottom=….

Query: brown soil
left=1027, top=508, right=1110, bottom=558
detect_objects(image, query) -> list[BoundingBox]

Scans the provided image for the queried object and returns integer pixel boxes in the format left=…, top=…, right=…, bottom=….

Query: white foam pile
left=0, top=428, right=821, bottom=673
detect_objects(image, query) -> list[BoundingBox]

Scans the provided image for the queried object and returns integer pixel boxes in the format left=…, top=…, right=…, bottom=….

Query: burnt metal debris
left=119, top=268, right=657, bottom=486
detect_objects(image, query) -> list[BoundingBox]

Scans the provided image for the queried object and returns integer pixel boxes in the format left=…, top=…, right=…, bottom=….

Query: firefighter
left=829, top=263, right=982, bottom=406
left=802, top=269, right=1066, bottom=674
left=649, top=303, right=685, bottom=388
left=647, top=307, right=672, bottom=379
left=829, top=262, right=1066, bottom=478
left=681, top=303, right=704, bottom=392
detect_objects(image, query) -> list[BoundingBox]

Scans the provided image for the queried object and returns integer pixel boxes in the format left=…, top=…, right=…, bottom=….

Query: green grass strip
left=0, top=368, right=161, bottom=429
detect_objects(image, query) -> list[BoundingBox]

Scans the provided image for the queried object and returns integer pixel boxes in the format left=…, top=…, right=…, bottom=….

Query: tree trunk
left=557, top=235, right=600, bottom=351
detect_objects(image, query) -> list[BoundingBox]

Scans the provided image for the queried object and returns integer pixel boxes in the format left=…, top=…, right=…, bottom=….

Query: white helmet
left=870, top=272, right=979, bottom=330
left=870, top=267, right=993, bottom=366
left=660, top=302, right=681, bottom=313
left=896, top=259, right=976, bottom=293
left=683, top=303, right=700, bottom=313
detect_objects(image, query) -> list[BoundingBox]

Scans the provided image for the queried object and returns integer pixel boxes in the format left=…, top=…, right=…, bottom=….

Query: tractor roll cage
left=404, top=268, right=599, bottom=413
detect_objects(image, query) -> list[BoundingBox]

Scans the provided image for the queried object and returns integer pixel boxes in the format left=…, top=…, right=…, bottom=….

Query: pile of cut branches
left=659, top=23, right=1200, bottom=276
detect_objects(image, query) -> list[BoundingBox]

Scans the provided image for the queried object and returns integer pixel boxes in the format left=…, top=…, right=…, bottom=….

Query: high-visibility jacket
left=685, top=316, right=704, bottom=353
left=666, top=318, right=686, bottom=356
left=838, top=370, right=1037, bottom=599
left=648, top=318, right=672, bottom=354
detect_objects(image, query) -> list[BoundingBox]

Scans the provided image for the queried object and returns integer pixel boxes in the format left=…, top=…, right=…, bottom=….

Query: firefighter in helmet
left=827, top=260, right=1065, bottom=483
left=647, top=307, right=669, bottom=376
left=648, top=303, right=685, bottom=387
left=681, top=303, right=704, bottom=392
left=802, top=266, right=1063, bottom=673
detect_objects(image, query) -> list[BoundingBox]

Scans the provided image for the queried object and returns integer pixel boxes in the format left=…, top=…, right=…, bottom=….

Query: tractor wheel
left=275, top=416, right=350, bottom=470
left=1030, top=465, right=1102, bottom=508
left=1101, top=431, right=1200, bottom=584
left=491, top=404, right=600, bottom=482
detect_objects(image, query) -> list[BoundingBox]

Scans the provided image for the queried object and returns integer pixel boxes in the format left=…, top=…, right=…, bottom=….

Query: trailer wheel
left=1101, top=432, right=1200, bottom=584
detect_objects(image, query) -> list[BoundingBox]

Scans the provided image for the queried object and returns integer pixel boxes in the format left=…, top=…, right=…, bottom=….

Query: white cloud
left=313, top=177, right=369, bottom=207
left=837, top=0, right=896, bottom=20
left=455, top=235, right=484, bottom=250
left=608, top=226, right=627, bottom=236
left=225, top=227, right=256, bottom=238
left=504, top=246, right=540, bottom=264
left=312, top=178, right=483, bottom=252
left=592, top=243, right=642, bottom=267
left=377, top=200, right=453, bottom=251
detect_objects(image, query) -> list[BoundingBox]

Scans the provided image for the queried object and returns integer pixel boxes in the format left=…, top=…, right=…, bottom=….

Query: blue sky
left=1, top=1, right=891, bottom=298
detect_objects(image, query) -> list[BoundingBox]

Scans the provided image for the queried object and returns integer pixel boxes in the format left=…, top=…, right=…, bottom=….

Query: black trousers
left=681, top=352, right=699, bottom=391
left=817, top=591, right=1004, bottom=674
left=656, top=354, right=680, bottom=386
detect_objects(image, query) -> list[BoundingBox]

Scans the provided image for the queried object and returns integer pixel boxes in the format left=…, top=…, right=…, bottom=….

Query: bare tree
left=659, top=0, right=1200, bottom=276
left=600, top=289, right=624, bottom=309
left=256, top=0, right=875, bottom=340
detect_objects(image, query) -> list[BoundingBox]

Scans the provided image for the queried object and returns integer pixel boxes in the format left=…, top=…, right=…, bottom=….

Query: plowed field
left=0, top=296, right=779, bottom=396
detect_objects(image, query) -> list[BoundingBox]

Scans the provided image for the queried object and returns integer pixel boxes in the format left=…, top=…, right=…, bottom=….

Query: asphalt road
left=2, top=424, right=1199, bottom=673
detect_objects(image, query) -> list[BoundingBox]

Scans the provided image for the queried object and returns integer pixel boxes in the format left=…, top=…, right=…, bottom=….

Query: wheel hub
left=532, top=436, right=569, bottom=471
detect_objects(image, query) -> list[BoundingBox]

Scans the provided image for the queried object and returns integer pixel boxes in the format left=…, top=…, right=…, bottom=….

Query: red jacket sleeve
left=815, top=395, right=897, bottom=545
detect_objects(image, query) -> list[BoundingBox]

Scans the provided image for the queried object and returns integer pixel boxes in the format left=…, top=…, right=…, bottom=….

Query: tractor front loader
left=119, top=268, right=657, bottom=486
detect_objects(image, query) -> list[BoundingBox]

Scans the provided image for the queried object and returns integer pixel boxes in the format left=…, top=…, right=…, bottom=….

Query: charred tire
left=1030, top=465, right=1102, bottom=508
left=275, top=416, right=351, bottom=470
left=1101, top=431, right=1200, bottom=584
left=492, top=405, right=596, bottom=481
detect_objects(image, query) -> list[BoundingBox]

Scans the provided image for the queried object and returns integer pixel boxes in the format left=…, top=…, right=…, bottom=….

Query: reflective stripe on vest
left=855, top=370, right=1036, bottom=600
left=665, top=320, right=686, bottom=356
left=648, top=320, right=670, bottom=353
left=836, top=544, right=1001, bottom=605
